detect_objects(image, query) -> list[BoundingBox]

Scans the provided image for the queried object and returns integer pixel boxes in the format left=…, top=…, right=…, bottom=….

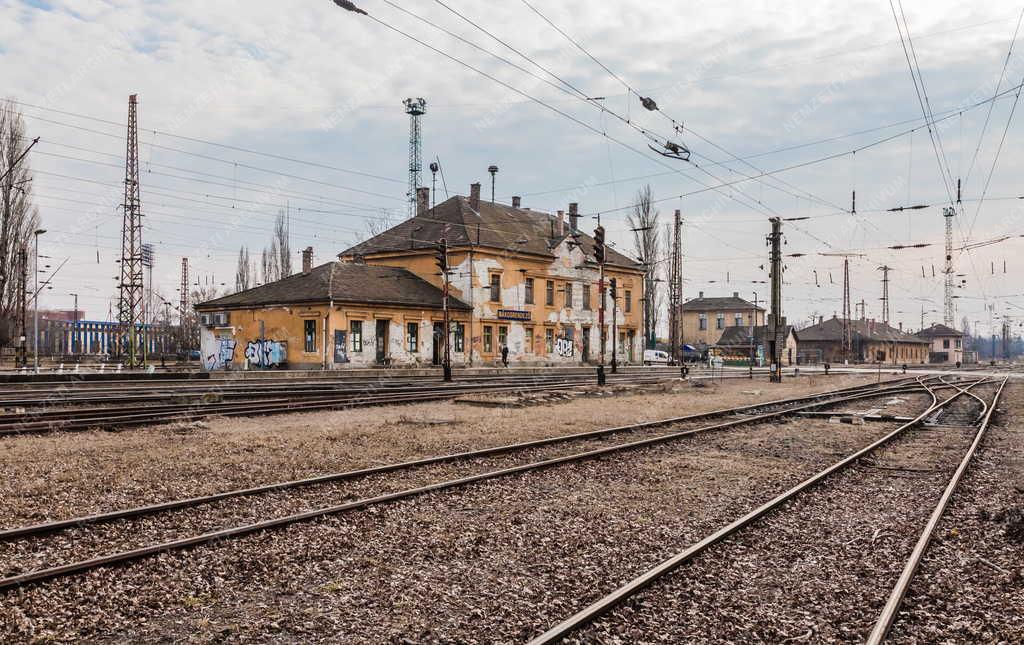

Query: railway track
left=528, top=375, right=1005, bottom=643
left=0, top=377, right=929, bottom=593
left=0, top=371, right=694, bottom=435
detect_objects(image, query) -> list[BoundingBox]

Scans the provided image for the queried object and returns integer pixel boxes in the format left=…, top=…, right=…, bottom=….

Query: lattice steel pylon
left=179, top=257, right=190, bottom=352
left=878, top=264, right=891, bottom=325
left=404, top=98, right=426, bottom=219
left=117, top=94, right=145, bottom=366
left=15, top=247, right=27, bottom=368
left=842, top=259, right=851, bottom=360
left=942, top=206, right=956, bottom=326
left=668, top=210, right=683, bottom=364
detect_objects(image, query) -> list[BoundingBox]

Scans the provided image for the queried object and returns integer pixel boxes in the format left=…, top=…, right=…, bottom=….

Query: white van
left=643, top=349, right=670, bottom=365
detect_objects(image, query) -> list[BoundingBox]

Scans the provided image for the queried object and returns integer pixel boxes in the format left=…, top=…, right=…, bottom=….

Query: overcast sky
left=3, top=0, right=1023, bottom=336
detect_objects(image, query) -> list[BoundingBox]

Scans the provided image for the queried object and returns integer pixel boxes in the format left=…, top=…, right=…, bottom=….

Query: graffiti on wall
left=206, top=339, right=237, bottom=370
left=555, top=336, right=574, bottom=358
left=245, top=339, right=286, bottom=368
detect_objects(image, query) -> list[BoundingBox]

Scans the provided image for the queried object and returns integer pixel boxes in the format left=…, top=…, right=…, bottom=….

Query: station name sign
left=497, top=309, right=531, bottom=321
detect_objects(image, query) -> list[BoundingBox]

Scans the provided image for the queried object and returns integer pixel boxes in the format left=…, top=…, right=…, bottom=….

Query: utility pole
left=32, top=228, right=45, bottom=373
left=610, top=278, right=618, bottom=373
left=594, top=224, right=607, bottom=384
left=1003, top=317, right=1011, bottom=361
left=118, top=94, right=145, bottom=367
left=668, top=210, right=683, bottom=365
left=842, top=259, right=851, bottom=361
left=767, top=217, right=784, bottom=383
left=69, top=292, right=79, bottom=354
left=404, top=98, right=426, bottom=219
left=878, top=264, right=891, bottom=325
left=15, top=247, right=26, bottom=368
left=943, top=206, right=956, bottom=326
left=435, top=238, right=452, bottom=382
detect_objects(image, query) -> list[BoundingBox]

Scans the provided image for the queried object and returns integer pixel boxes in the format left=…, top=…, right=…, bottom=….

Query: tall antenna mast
left=118, top=94, right=145, bottom=367
left=668, top=210, right=683, bottom=365
left=404, top=98, right=426, bottom=219
left=942, top=206, right=956, bottom=325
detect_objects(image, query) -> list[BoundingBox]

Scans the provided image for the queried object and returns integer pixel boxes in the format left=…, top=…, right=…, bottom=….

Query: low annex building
left=915, top=323, right=964, bottom=364
left=680, top=292, right=766, bottom=348
left=796, top=316, right=929, bottom=364
left=339, top=184, right=646, bottom=365
left=714, top=324, right=799, bottom=366
left=195, top=253, right=471, bottom=370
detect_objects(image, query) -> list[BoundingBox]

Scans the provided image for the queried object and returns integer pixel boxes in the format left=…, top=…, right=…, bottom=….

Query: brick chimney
left=899, top=322, right=903, bottom=332
left=302, top=247, right=313, bottom=274
left=699, top=291, right=704, bottom=298
left=557, top=210, right=565, bottom=236
left=416, top=187, right=430, bottom=216
left=512, top=196, right=521, bottom=209
left=733, top=291, right=739, bottom=298
left=568, top=202, right=579, bottom=235
left=469, top=183, right=481, bottom=210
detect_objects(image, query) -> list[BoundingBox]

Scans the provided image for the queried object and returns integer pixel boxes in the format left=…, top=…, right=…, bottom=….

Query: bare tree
left=275, top=211, right=291, bottom=278
left=627, top=185, right=661, bottom=349
left=235, top=246, right=251, bottom=293
left=0, top=100, right=41, bottom=346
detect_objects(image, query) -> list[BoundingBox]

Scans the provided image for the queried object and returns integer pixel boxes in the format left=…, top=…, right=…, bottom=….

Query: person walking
left=501, top=344, right=509, bottom=368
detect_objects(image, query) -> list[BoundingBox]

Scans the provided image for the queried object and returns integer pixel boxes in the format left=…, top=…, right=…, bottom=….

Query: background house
left=680, top=292, right=766, bottom=349
left=797, top=316, right=929, bottom=364
left=915, top=323, right=964, bottom=364
left=715, top=324, right=798, bottom=366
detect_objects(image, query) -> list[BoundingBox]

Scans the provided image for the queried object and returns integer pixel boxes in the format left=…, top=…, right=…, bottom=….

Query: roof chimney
left=699, top=291, right=704, bottom=299
left=302, top=247, right=313, bottom=274
left=512, top=195, right=521, bottom=209
left=733, top=291, right=739, bottom=299
left=568, top=202, right=579, bottom=235
left=557, top=210, right=565, bottom=236
left=469, top=183, right=481, bottom=210
left=416, top=186, right=430, bottom=217
left=899, top=321, right=903, bottom=332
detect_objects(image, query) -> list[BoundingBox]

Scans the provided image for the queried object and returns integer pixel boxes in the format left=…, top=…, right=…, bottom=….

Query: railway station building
left=195, top=184, right=645, bottom=370
left=915, top=323, right=964, bottom=364
left=680, top=292, right=766, bottom=350
left=795, top=315, right=930, bottom=365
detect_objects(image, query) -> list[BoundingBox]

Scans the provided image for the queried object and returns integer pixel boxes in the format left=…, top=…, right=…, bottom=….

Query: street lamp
left=32, top=229, right=46, bottom=373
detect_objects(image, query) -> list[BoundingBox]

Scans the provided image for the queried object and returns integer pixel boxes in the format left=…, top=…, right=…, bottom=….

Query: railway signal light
left=435, top=238, right=448, bottom=274
left=594, top=226, right=606, bottom=264
left=609, top=277, right=617, bottom=301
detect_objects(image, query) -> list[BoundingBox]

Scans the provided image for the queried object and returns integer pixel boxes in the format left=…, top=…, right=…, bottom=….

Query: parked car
left=643, top=349, right=671, bottom=365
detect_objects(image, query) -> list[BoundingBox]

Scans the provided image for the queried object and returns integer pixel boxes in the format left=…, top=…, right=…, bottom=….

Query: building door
left=582, top=327, right=591, bottom=363
left=432, top=322, right=444, bottom=365
left=375, top=319, right=389, bottom=365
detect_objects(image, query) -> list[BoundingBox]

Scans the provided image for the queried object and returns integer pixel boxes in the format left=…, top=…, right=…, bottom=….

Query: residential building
left=680, top=292, right=766, bottom=348
left=796, top=316, right=929, bottom=364
left=339, top=184, right=645, bottom=365
left=915, top=323, right=964, bottom=364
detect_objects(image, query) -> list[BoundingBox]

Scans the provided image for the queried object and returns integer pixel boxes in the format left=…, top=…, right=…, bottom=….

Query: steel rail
left=525, top=377, right=989, bottom=644
left=866, top=377, right=1008, bottom=644
left=0, top=378, right=926, bottom=541
left=0, top=380, right=933, bottom=591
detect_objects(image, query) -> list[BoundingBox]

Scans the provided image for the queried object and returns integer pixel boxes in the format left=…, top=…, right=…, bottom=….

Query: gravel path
left=0, top=375, right=882, bottom=528
left=1, top=413, right=906, bottom=642
left=569, top=382, right=1001, bottom=643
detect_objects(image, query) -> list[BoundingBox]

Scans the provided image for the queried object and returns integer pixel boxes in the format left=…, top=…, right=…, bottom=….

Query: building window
left=582, top=284, right=591, bottom=310
left=716, top=313, right=725, bottom=330
left=454, top=323, right=465, bottom=352
left=699, top=314, right=707, bottom=331
left=565, top=282, right=573, bottom=309
left=304, top=319, right=317, bottom=353
left=498, top=325, right=508, bottom=349
left=407, top=322, right=418, bottom=352
left=546, top=280, right=555, bottom=306
left=525, top=327, right=534, bottom=352
left=525, top=277, right=534, bottom=305
left=735, top=313, right=744, bottom=326
left=545, top=328, right=554, bottom=353
left=489, top=273, right=501, bottom=303
left=625, top=290, right=632, bottom=313
left=942, top=339, right=950, bottom=349
left=483, top=325, right=493, bottom=353
left=350, top=321, right=363, bottom=352
left=955, top=338, right=961, bottom=348
left=627, top=330, right=635, bottom=361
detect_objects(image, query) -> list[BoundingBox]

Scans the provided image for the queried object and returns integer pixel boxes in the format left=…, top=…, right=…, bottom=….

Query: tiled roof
left=681, top=296, right=765, bottom=312
left=916, top=323, right=963, bottom=338
left=195, top=262, right=470, bottom=310
left=798, top=317, right=927, bottom=344
left=716, top=324, right=796, bottom=346
left=339, top=195, right=642, bottom=269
